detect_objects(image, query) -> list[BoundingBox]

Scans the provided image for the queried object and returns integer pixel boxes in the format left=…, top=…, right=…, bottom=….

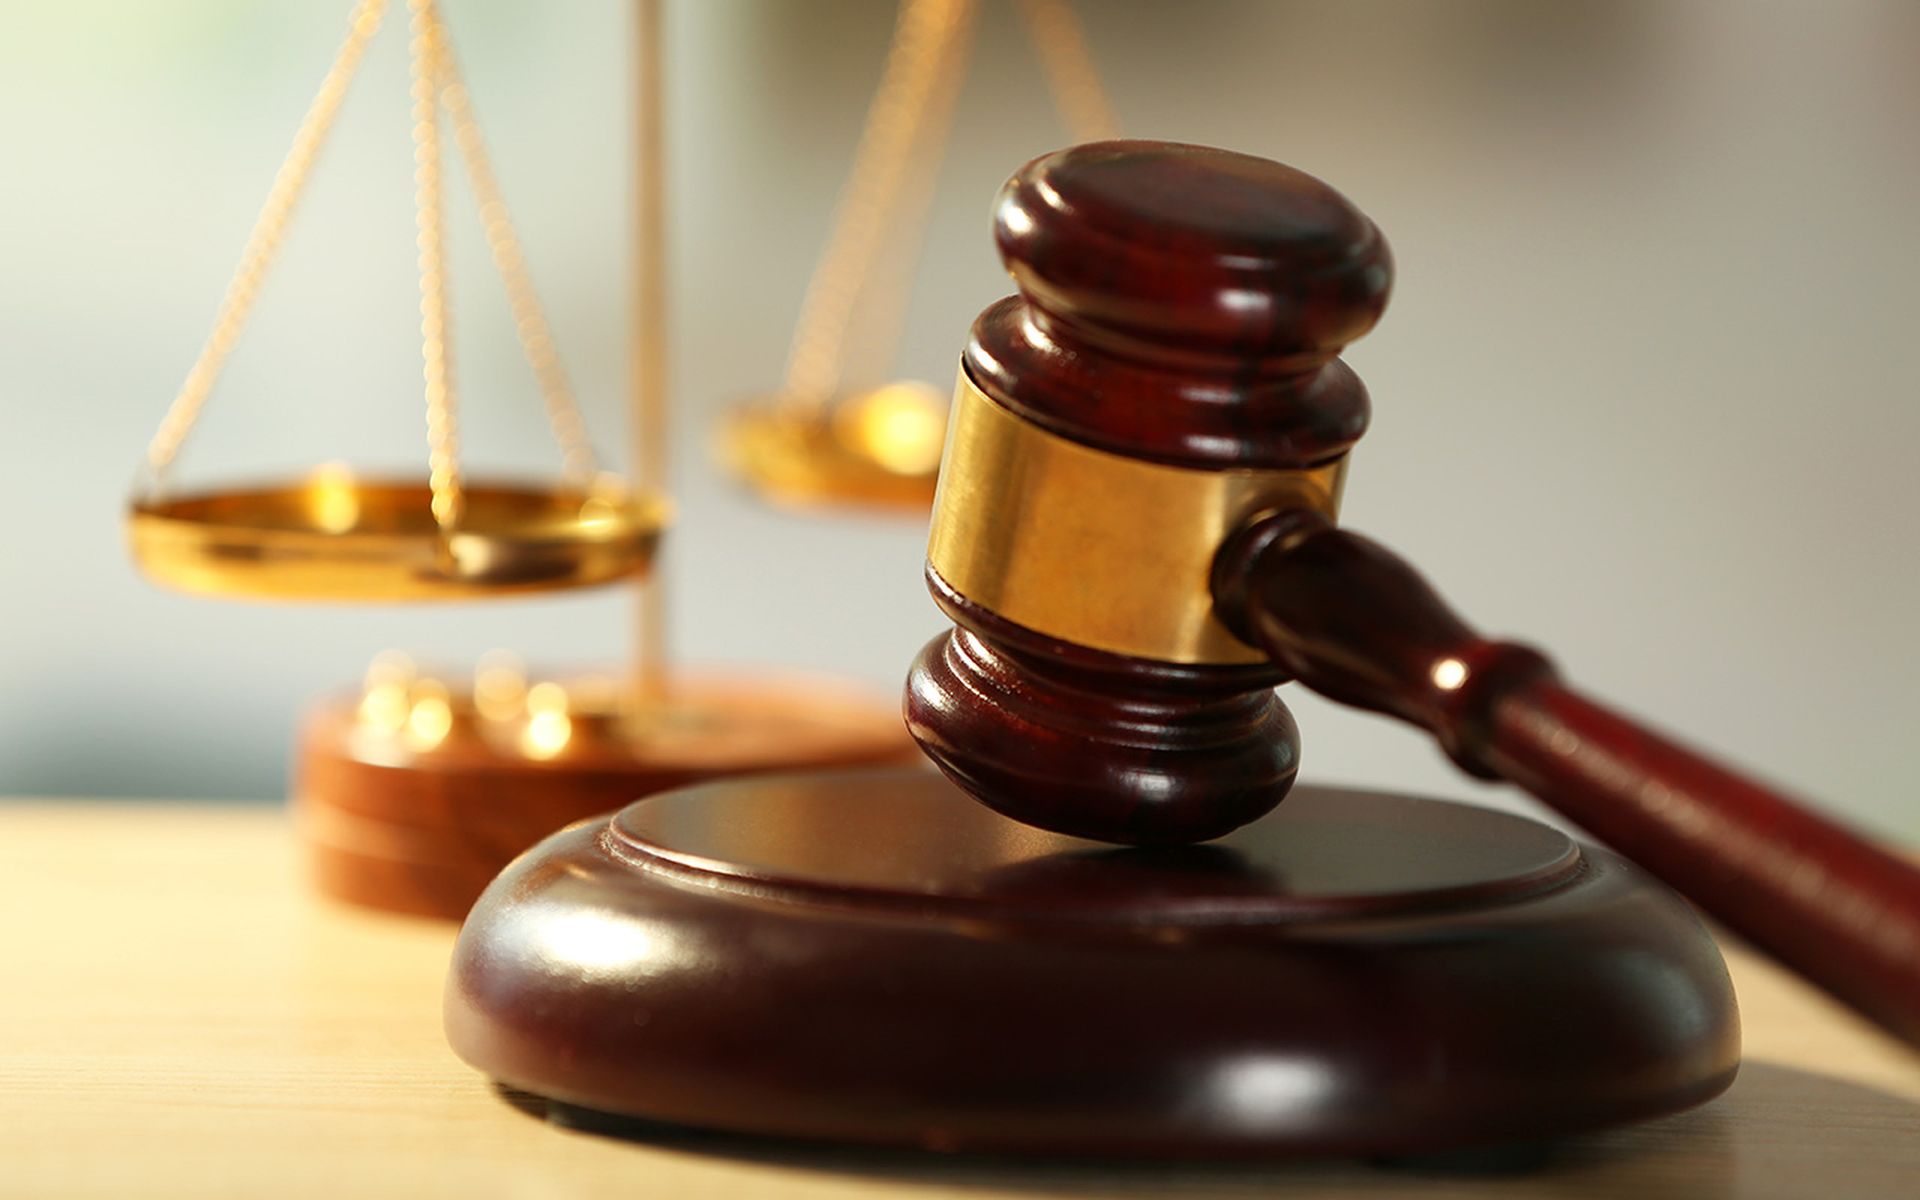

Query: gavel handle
left=1215, top=509, right=1920, bottom=1049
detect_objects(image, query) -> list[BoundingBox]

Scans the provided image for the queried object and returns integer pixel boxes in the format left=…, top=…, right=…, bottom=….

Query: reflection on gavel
left=906, top=140, right=1920, bottom=1048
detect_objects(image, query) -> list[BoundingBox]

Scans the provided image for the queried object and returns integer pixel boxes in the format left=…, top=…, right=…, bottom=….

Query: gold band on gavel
left=926, top=371, right=1348, bottom=665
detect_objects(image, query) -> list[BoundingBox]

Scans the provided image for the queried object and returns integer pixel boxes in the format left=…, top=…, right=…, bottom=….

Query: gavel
left=449, top=139, right=1913, bottom=1154
left=905, top=139, right=1920, bottom=1048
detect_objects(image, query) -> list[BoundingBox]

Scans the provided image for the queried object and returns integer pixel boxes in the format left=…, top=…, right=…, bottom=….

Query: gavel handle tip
left=1214, top=512, right=1920, bottom=1050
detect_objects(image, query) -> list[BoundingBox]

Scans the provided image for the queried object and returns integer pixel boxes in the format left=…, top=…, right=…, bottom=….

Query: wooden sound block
left=294, top=674, right=917, bottom=920
left=445, top=768, right=1741, bottom=1157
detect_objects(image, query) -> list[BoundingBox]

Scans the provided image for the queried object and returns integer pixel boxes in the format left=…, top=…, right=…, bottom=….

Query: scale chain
left=410, top=0, right=461, bottom=530
left=141, top=0, right=607, bottom=532
left=140, top=0, right=391, bottom=495
left=429, top=3, right=601, bottom=488
left=1016, top=0, right=1118, bottom=143
left=779, top=0, right=978, bottom=413
left=779, top=0, right=1117, bottom=414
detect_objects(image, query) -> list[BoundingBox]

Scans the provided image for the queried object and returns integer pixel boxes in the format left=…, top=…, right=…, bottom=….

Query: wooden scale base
left=295, top=675, right=915, bottom=919
left=446, top=767, right=1740, bottom=1158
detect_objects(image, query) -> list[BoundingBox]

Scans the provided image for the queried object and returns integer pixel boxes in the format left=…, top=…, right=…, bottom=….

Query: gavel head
left=905, top=140, right=1392, bottom=845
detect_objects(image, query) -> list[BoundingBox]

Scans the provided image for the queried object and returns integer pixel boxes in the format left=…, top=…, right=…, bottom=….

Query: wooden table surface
left=3, top=801, right=1916, bottom=1199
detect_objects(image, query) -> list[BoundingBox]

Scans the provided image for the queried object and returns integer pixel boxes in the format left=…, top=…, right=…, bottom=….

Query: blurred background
left=0, top=0, right=1914, bottom=837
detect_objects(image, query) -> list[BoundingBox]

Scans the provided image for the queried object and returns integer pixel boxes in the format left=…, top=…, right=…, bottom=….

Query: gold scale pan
left=128, top=0, right=665, bottom=602
left=127, top=0, right=910, bottom=919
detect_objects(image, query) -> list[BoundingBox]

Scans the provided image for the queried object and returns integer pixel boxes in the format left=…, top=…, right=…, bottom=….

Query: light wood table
left=3, top=801, right=1916, bottom=1199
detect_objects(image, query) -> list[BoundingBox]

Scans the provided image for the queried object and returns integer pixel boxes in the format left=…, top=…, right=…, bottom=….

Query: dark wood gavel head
left=906, top=140, right=1393, bottom=845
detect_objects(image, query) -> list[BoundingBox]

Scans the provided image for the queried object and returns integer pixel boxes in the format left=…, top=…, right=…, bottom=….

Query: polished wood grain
left=3, top=800, right=1915, bottom=1199
left=447, top=771, right=1736, bottom=1156
left=908, top=576, right=1298, bottom=844
left=910, top=140, right=1397, bottom=845
left=1216, top=509, right=1920, bottom=1049
left=971, top=140, right=1384, bottom=469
